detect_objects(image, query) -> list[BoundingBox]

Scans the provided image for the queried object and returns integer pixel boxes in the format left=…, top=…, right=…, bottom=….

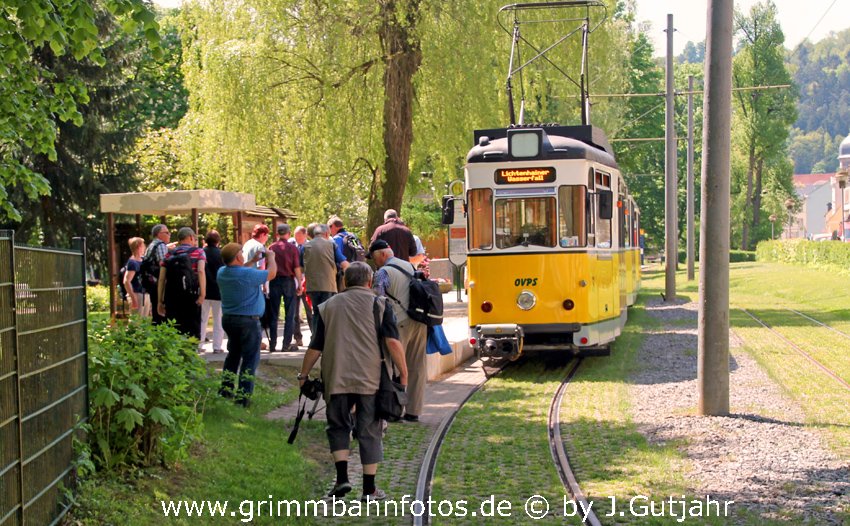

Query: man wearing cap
left=268, top=224, right=303, bottom=352
left=217, top=242, right=277, bottom=405
left=369, top=239, right=427, bottom=422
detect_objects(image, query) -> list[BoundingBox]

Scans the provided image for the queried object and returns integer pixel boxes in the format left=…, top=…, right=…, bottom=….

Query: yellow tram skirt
left=466, top=250, right=640, bottom=348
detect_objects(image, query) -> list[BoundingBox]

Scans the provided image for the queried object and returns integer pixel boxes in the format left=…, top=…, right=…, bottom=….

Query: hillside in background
left=788, top=28, right=850, bottom=173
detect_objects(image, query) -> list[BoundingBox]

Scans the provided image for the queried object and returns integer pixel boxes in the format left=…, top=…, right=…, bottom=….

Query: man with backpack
left=140, top=224, right=171, bottom=324
left=328, top=215, right=365, bottom=292
left=369, top=240, right=428, bottom=422
left=156, top=227, right=207, bottom=339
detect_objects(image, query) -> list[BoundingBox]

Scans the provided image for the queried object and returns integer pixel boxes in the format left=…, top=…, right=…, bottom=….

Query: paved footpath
left=250, top=292, right=487, bottom=505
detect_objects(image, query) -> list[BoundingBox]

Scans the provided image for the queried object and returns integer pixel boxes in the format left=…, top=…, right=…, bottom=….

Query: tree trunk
left=750, top=156, right=765, bottom=249
left=366, top=0, right=423, bottom=237
left=741, top=141, right=756, bottom=250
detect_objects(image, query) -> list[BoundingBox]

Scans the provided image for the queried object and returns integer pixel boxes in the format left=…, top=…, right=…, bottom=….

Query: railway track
left=784, top=307, right=850, bottom=341
left=739, top=308, right=850, bottom=392
left=412, top=361, right=499, bottom=526
left=548, top=358, right=602, bottom=526
left=413, top=358, right=600, bottom=525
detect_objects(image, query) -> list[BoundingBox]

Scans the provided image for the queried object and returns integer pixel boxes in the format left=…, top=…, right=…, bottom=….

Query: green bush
left=86, top=318, right=213, bottom=470
left=676, top=250, right=755, bottom=264
left=730, top=250, right=757, bottom=263
left=86, top=285, right=110, bottom=313
left=756, top=239, right=850, bottom=270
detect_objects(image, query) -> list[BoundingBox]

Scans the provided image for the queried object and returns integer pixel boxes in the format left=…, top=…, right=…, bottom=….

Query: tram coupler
left=473, top=324, right=524, bottom=361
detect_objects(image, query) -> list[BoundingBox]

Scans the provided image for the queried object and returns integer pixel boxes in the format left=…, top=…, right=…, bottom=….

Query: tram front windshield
left=495, top=197, right=556, bottom=248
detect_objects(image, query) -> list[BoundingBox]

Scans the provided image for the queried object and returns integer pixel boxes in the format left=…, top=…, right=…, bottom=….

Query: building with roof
left=823, top=132, right=850, bottom=239
left=794, top=173, right=832, bottom=238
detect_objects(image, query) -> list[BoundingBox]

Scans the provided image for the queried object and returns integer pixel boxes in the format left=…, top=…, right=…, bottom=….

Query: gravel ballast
left=630, top=297, right=850, bottom=524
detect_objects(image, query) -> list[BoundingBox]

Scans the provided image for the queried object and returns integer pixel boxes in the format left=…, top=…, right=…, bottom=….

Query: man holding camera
left=297, top=262, right=408, bottom=501
left=217, top=242, right=277, bottom=406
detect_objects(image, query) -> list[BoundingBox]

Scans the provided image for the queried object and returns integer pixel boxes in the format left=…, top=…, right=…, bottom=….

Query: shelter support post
left=192, top=208, right=199, bottom=246
left=107, top=212, right=117, bottom=319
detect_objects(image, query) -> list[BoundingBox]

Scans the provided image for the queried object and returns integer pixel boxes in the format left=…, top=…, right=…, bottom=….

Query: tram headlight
left=517, top=290, right=536, bottom=310
left=563, top=299, right=575, bottom=311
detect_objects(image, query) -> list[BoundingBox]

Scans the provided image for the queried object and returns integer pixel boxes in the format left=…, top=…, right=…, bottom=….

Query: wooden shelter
left=99, top=190, right=256, bottom=317
left=237, top=205, right=298, bottom=242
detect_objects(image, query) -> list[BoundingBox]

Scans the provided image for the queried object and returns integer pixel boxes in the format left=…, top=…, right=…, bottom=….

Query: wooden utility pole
left=665, top=14, right=678, bottom=301
left=698, top=0, right=733, bottom=416
left=687, top=75, right=696, bottom=281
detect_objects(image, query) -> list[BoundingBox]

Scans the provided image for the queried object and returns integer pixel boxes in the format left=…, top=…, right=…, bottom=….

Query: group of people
left=121, top=210, right=431, bottom=500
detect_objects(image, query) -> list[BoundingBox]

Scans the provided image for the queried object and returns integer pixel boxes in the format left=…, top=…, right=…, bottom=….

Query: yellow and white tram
left=446, top=125, right=640, bottom=358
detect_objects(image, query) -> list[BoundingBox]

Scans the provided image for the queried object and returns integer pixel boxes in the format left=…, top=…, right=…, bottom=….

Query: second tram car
left=445, top=125, right=640, bottom=359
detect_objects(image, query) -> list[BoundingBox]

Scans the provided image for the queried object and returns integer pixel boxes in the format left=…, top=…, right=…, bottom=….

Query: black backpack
left=341, top=233, right=367, bottom=262
left=139, top=241, right=163, bottom=293
left=164, top=250, right=199, bottom=302
left=385, top=263, right=443, bottom=326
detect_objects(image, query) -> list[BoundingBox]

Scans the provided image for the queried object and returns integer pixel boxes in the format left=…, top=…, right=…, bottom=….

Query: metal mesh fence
left=0, top=232, right=87, bottom=526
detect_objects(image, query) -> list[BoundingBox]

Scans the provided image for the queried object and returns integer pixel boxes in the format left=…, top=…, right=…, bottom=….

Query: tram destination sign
left=494, top=167, right=556, bottom=185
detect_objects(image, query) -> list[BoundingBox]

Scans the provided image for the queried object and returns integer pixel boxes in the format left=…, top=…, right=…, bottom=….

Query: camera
left=300, top=378, right=324, bottom=401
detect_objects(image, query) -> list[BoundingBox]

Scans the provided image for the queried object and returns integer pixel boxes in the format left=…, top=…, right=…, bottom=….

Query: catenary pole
left=665, top=14, right=678, bottom=301
left=698, top=0, right=732, bottom=416
left=687, top=75, right=695, bottom=281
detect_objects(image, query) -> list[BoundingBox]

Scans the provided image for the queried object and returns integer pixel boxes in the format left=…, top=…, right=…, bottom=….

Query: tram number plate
left=494, top=167, right=555, bottom=184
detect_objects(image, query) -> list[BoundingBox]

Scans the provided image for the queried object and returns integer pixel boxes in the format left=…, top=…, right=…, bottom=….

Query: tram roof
left=466, top=124, right=618, bottom=169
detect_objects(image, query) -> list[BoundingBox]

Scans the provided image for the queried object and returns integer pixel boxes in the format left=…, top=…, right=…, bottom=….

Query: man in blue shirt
left=217, top=242, right=277, bottom=406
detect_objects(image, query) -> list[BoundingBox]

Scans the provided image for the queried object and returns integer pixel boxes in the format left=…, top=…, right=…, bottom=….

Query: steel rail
left=784, top=307, right=850, bottom=341
left=548, top=358, right=602, bottom=526
left=740, top=309, right=850, bottom=392
left=412, top=361, right=504, bottom=526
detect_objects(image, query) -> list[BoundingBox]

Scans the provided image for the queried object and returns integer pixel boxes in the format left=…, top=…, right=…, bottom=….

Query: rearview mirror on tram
left=598, top=190, right=614, bottom=220
left=441, top=195, right=454, bottom=225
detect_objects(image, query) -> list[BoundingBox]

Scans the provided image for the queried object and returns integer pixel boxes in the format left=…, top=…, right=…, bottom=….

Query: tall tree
left=617, top=30, right=665, bottom=251
left=0, top=0, right=160, bottom=223
left=787, top=29, right=850, bottom=174
left=732, top=0, right=797, bottom=250
left=6, top=3, right=154, bottom=255
left=366, top=0, right=422, bottom=234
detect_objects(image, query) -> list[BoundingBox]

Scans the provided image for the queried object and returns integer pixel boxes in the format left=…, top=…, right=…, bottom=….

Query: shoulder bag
left=372, top=297, right=407, bottom=421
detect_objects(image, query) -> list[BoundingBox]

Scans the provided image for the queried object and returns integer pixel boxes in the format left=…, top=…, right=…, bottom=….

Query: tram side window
left=495, top=197, right=556, bottom=248
left=596, top=192, right=612, bottom=249
left=468, top=188, right=493, bottom=250
left=558, top=186, right=587, bottom=247
left=620, top=194, right=630, bottom=248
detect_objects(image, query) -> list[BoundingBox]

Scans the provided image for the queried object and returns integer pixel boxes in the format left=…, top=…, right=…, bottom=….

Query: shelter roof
left=245, top=205, right=297, bottom=219
left=100, top=190, right=255, bottom=215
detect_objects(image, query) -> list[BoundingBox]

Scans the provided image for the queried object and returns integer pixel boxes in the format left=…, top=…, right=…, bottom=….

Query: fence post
left=72, top=237, right=90, bottom=425
left=9, top=231, right=25, bottom=525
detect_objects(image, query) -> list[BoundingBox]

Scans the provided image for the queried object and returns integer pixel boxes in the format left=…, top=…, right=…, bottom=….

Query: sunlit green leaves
left=0, top=0, right=161, bottom=221
left=177, top=0, right=631, bottom=237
